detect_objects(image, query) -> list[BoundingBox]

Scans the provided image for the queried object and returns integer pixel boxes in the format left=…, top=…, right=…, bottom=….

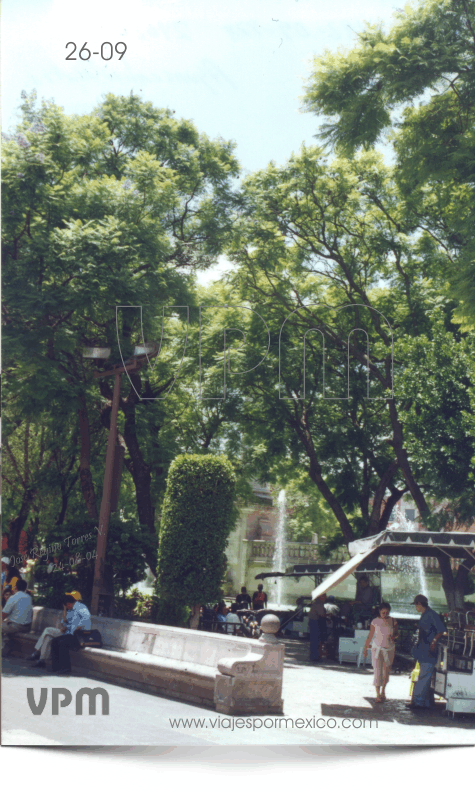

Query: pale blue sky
left=3, top=0, right=401, bottom=285
left=3, top=0, right=400, bottom=175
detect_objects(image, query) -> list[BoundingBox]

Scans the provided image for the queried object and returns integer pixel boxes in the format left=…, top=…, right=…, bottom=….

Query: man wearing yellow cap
left=26, top=591, right=82, bottom=668
left=50, top=593, right=91, bottom=674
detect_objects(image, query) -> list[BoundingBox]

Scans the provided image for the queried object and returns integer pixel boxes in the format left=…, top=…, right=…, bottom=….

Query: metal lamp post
left=83, top=343, right=158, bottom=616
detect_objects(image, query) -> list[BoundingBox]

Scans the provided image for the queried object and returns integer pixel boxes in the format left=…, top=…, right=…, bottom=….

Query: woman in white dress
left=363, top=602, right=398, bottom=703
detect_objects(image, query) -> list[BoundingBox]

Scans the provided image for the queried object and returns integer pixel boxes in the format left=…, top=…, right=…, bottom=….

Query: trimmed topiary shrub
left=156, top=454, right=237, bottom=623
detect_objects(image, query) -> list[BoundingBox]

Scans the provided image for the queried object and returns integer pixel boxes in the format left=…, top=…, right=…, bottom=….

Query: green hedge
left=156, top=454, right=237, bottom=608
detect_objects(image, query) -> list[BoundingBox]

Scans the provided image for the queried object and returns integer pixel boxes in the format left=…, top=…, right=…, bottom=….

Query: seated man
left=352, top=575, right=374, bottom=621
left=324, top=594, right=340, bottom=618
left=324, top=594, right=340, bottom=630
left=2, top=578, right=33, bottom=657
left=214, top=602, right=229, bottom=633
left=27, top=590, right=82, bottom=668
left=225, top=602, right=242, bottom=635
left=50, top=594, right=91, bottom=674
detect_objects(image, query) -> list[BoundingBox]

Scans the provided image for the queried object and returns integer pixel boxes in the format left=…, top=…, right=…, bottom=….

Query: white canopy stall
left=311, top=530, right=475, bottom=600
left=310, top=530, right=475, bottom=711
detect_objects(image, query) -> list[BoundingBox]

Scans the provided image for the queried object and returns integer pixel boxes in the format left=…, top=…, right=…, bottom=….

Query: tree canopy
left=223, top=143, right=475, bottom=607
left=3, top=50, right=475, bottom=614
left=2, top=91, right=240, bottom=559
left=302, top=0, right=475, bottom=327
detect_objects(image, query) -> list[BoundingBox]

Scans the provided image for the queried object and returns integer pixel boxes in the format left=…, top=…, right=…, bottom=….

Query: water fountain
left=269, top=489, right=287, bottom=606
left=385, top=511, right=433, bottom=616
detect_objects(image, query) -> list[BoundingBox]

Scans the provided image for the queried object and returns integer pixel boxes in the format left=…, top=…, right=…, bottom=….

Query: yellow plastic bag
left=409, top=661, right=420, bottom=697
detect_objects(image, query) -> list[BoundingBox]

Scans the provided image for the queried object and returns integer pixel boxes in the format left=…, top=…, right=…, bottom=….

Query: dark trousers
left=413, top=661, right=436, bottom=708
left=309, top=618, right=328, bottom=661
left=51, top=633, right=80, bottom=671
left=309, top=618, right=320, bottom=661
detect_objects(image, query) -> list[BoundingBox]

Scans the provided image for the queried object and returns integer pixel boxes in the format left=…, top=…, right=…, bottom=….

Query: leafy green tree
left=2, top=91, right=240, bottom=554
left=302, top=0, right=475, bottom=326
left=225, top=145, right=475, bottom=608
left=32, top=516, right=157, bottom=609
left=397, top=311, right=475, bottom=507
left=269, top=478, right=339, bottom=544
left=156, top=454, right=237, bottom=626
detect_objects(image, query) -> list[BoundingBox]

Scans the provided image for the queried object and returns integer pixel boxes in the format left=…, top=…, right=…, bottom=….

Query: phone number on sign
left=50, top=550, right=97, bottom=573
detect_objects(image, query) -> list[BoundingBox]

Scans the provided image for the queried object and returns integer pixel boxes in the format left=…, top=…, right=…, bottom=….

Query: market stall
left=254, top=562, right=385, bottom=656
left=433, top=609, right=475, bottom=716
left=309, top=530, right=475, bottom=709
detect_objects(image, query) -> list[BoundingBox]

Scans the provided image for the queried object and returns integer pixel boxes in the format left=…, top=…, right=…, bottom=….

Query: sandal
left=375, top=695, right=383, bottom=703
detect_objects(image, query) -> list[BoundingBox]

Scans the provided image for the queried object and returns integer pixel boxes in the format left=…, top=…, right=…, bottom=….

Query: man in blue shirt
left=215, top=602, right=228, bottom=633
left=27, top=590, right=83, bottom=667
left=2, top=579, right=33, bottom=656
left=50, top=594, right=91, bottom=674
left=408, top=594, right=446, bottom=710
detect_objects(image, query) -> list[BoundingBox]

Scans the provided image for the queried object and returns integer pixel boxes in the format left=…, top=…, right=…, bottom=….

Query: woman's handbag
left=76, top=629, right=103, bottom=649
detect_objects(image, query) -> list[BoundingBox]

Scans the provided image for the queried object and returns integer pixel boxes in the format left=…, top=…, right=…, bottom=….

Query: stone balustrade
left=247, top=540, right=348, bottom=565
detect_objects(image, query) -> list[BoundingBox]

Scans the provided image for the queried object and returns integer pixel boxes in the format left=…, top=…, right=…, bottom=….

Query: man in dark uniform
left=408, top=594, right=445, bottom=709
left=236, top=587, right=252, bottom=607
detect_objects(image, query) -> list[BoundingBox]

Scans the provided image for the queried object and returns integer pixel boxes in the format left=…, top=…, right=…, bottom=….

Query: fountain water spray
left=270, top=490, right=287, bottom=606
left=388, top=510, right=429, bottom=614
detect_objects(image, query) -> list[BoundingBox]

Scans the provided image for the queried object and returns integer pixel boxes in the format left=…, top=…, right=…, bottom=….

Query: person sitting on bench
left=27, top=590, right=82, bottom=668
left=1, top=579, right=33, bottom=657
left=50, top=594, right=91, bottom=675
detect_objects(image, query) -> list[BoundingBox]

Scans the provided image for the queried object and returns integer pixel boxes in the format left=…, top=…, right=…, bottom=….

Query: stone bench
left=10, top=607, right=284, bottom=715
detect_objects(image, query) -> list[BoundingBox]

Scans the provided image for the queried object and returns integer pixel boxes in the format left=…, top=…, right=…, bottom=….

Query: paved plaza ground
left=2, top=638, right=474, bottom=746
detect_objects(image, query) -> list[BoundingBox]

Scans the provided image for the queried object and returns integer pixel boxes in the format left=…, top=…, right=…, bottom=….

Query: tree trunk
left=55, top=490, right=69, bottom=527
left=188, top=604, right=201, bottom=630
left=366, top=459, right=399, bottom=536
left=437, top=555, right=463, bottom=611
left=388, top=400, right=430, bottom=520
left=7, top=491, right=35, bottom=555
left=122, top=389, right=160, bottom=574
left=99, top=375, right=158, bottom=575
left=78, top=396, right=98, bottom=519
left=293, top=412, right=356, bottom=543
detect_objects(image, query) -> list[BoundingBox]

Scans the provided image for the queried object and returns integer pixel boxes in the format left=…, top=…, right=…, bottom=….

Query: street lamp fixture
left=82, top=347, right=111, bottom=359
left=133, top=342, right=159, bottom=357
left=83, top=342, right=158, bottom=616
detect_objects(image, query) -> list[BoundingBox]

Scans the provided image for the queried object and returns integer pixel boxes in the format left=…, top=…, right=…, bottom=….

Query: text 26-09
left=65, top=42, right=127, bottom=60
